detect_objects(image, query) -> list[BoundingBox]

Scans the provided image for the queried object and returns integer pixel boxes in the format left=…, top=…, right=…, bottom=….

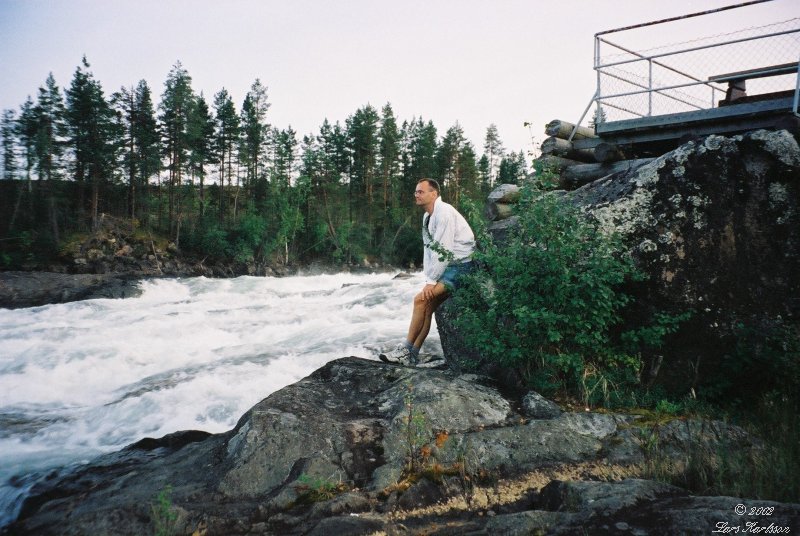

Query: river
left=0, top=271, right=439, bottom=526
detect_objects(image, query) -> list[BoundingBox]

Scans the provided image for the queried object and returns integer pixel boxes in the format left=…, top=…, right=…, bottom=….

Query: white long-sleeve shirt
left=422, top=197, right=475, bottom=285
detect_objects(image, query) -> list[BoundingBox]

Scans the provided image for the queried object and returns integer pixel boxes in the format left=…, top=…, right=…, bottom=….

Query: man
left=379, top=178, right=475, bottom=366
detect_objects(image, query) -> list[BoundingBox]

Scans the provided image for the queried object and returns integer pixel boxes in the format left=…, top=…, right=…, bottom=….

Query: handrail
left=597, top=28, right=800, bottom=71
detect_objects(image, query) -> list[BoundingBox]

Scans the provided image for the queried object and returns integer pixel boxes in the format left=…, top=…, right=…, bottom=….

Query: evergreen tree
left=187, top=92, right=215, bottom=218
left=271, top=126, right=296, bottom=187
left=378, top=103, right=400, bottom=212
left=112, top=79, right=161, bottom=225
left=437, top=122, right=468, bottom=205
left=457, top=141, right=481, bottom=201
left=589, top=106, right=607, bottom=129
left=269, top=126, right=299, bottom=264
left=477, top=154, right=490, bottom=194
left=17, top=97, right=37, bottom=192
left=65, top=56, right=121, bottom=230
left=132, top=80, right=161, bottom=222
left=483, top=123, right=504, bottom=187
left=33, top=73, right=67, bottom=183
left=34, top=73, right=68, bottom=242
left=159, top=61, right=195, bottom=234
left=497, top=150, right=529, bottom=185
left=403, top=118, right=438, bottom=192
left=2, top=108, right=25, bottom=234
left=239, top=79, right=270, bottom=199
left=213, top=88, right=239, bottom=222
left=1, top=109, right=17, bottom=180
left=346, top=105, right=380, bottom=223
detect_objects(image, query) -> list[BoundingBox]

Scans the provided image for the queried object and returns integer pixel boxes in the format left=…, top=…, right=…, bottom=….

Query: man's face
left=414, top=184, right=437, bottom=206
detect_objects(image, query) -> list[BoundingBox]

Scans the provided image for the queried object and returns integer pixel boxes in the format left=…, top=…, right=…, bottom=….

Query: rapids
left=0, top=271, right=440, bottom=525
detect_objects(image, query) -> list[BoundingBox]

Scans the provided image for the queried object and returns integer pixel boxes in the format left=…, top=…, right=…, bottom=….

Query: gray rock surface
left=5, top=357, right=793, bottom=535
left=0, top=271, right=143, bottom=308
left=522, top=390, right=563, bottom=419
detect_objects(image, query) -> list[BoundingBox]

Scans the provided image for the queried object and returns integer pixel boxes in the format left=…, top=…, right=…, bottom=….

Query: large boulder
left=439, top=130, right=800, bottom=394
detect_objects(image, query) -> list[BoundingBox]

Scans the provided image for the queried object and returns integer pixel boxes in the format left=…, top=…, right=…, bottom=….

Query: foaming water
left=0, top=271, right=438, bottom=525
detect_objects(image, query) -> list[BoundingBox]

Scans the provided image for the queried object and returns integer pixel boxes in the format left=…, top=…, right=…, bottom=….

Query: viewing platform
left=539, top=1, right=800, bottom=171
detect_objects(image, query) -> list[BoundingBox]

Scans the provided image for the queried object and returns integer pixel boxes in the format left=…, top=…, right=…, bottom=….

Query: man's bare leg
left=406, top=282, right=449, bottom=350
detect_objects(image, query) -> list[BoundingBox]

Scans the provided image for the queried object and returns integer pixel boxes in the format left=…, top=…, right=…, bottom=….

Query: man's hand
left=422, top=283, right=437, bottom=301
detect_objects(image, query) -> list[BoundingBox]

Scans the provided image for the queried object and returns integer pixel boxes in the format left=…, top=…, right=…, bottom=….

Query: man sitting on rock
left=379, top=178, right=475, bottom=366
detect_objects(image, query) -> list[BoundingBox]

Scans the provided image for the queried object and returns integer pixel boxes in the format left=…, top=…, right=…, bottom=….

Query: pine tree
left=403, top=118, right=438, bottom=190
left=34, top=73, right=67, bottom=242
left=589, top=106, right=607, bottom=129
left=17, top=97, right=37, bottom=193
left=239, top=79, right=270, bottom=199
left=187, top=92, right=215, bottom=218
left=483, top=123, right=504, bottom=187
left=133, top=80, right=161, bottom=223
left=2, top=108, right=25, bottom=233
left=477, top=154, right=490, bottom=195
left=159, top=62, right=195, bottom=234
left=213, top=88, right=239, bottom=222
left=65, top=56, right=120, bottom=230
left=112, top=79, right=161, bottom=225
left=1, top=109, right=17, bottom=181
left=378, top=103, right=400, bottom=212
left=33, top=73, right=67, bottom=183
left=437, top=123, right=467, bottom=205
left=346, top=105, right=380, bottom=224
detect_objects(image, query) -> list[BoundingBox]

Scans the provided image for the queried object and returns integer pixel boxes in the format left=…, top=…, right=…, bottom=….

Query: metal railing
left=572, top=1, right=800, bottom=135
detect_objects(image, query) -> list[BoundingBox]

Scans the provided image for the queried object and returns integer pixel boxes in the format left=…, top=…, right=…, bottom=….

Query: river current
left=0, top=271, right=439, bottom=525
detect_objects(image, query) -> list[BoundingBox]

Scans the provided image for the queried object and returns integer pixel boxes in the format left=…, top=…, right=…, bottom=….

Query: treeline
left=0, top=58, right=529, bottom=269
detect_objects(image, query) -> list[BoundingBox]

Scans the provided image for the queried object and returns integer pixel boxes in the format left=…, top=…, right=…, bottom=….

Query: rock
left=86, top=248, right=105, bottom=261
left=522, top=391, right=562, bottom=419
left=572, top=130, right=800, bottom=390
left=0, top=271, right=143, bottom=309
left=4, top=357, right=795, bottom=535
left=114, top=244, right=133, bottom=257
left=534, top=479, right=800, bottom=535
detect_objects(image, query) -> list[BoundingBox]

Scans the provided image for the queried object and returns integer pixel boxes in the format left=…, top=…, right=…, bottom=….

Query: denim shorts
left=440, top=261, right=474, bottom=292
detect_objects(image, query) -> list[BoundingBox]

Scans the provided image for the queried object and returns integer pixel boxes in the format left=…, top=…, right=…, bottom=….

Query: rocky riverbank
left=4, top=357, right=799, bottom=535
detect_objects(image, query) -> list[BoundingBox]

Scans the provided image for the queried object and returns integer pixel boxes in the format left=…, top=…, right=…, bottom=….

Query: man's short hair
left=418, top=178, right=440, bottom=194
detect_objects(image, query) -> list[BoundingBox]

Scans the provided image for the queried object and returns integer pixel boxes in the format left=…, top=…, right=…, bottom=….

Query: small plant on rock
left=151, top=485, right=179, bottom=536
left=293, top=473, right=349, bottom=503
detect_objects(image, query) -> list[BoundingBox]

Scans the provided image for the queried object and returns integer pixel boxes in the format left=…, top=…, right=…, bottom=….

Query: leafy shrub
left=453, top=183, right=643, bottom=401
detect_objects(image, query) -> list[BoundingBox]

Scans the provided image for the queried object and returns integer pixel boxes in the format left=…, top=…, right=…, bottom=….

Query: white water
left=0, top=271, right=439, bottom=525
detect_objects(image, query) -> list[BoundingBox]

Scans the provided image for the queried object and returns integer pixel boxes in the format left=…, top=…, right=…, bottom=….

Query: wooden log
left=562, top=158, right=655, bottom=189
left=484, top=201, right=515, bottom=222
left=545, top=119, right=596, bottom=140
left=487, top=184, right=520, bottom=204
left=540, top=136, right=597, bottom=163
left=533, top=155, right=583, bottom=173
left=594, top=142, right=626, bottom=163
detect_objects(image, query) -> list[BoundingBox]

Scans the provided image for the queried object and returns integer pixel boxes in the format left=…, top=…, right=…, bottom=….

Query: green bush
left=453, top=183, right=643, bottom=401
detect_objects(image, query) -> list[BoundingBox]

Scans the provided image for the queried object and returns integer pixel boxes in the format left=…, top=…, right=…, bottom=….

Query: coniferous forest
left=0, top=58, right=530, bottom=270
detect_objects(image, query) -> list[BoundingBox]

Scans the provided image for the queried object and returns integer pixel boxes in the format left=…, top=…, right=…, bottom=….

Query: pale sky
left=0, top=0, right=796, bottom=156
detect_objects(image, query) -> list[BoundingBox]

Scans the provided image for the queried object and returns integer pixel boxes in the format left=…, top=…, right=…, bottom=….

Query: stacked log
left=540, top=137, right=597, bottom=162
left=533, top=118, right=645, bottom=190
left=562, top=158, right=654, bottom=189
left=545, top=119, right=595, bottom=140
